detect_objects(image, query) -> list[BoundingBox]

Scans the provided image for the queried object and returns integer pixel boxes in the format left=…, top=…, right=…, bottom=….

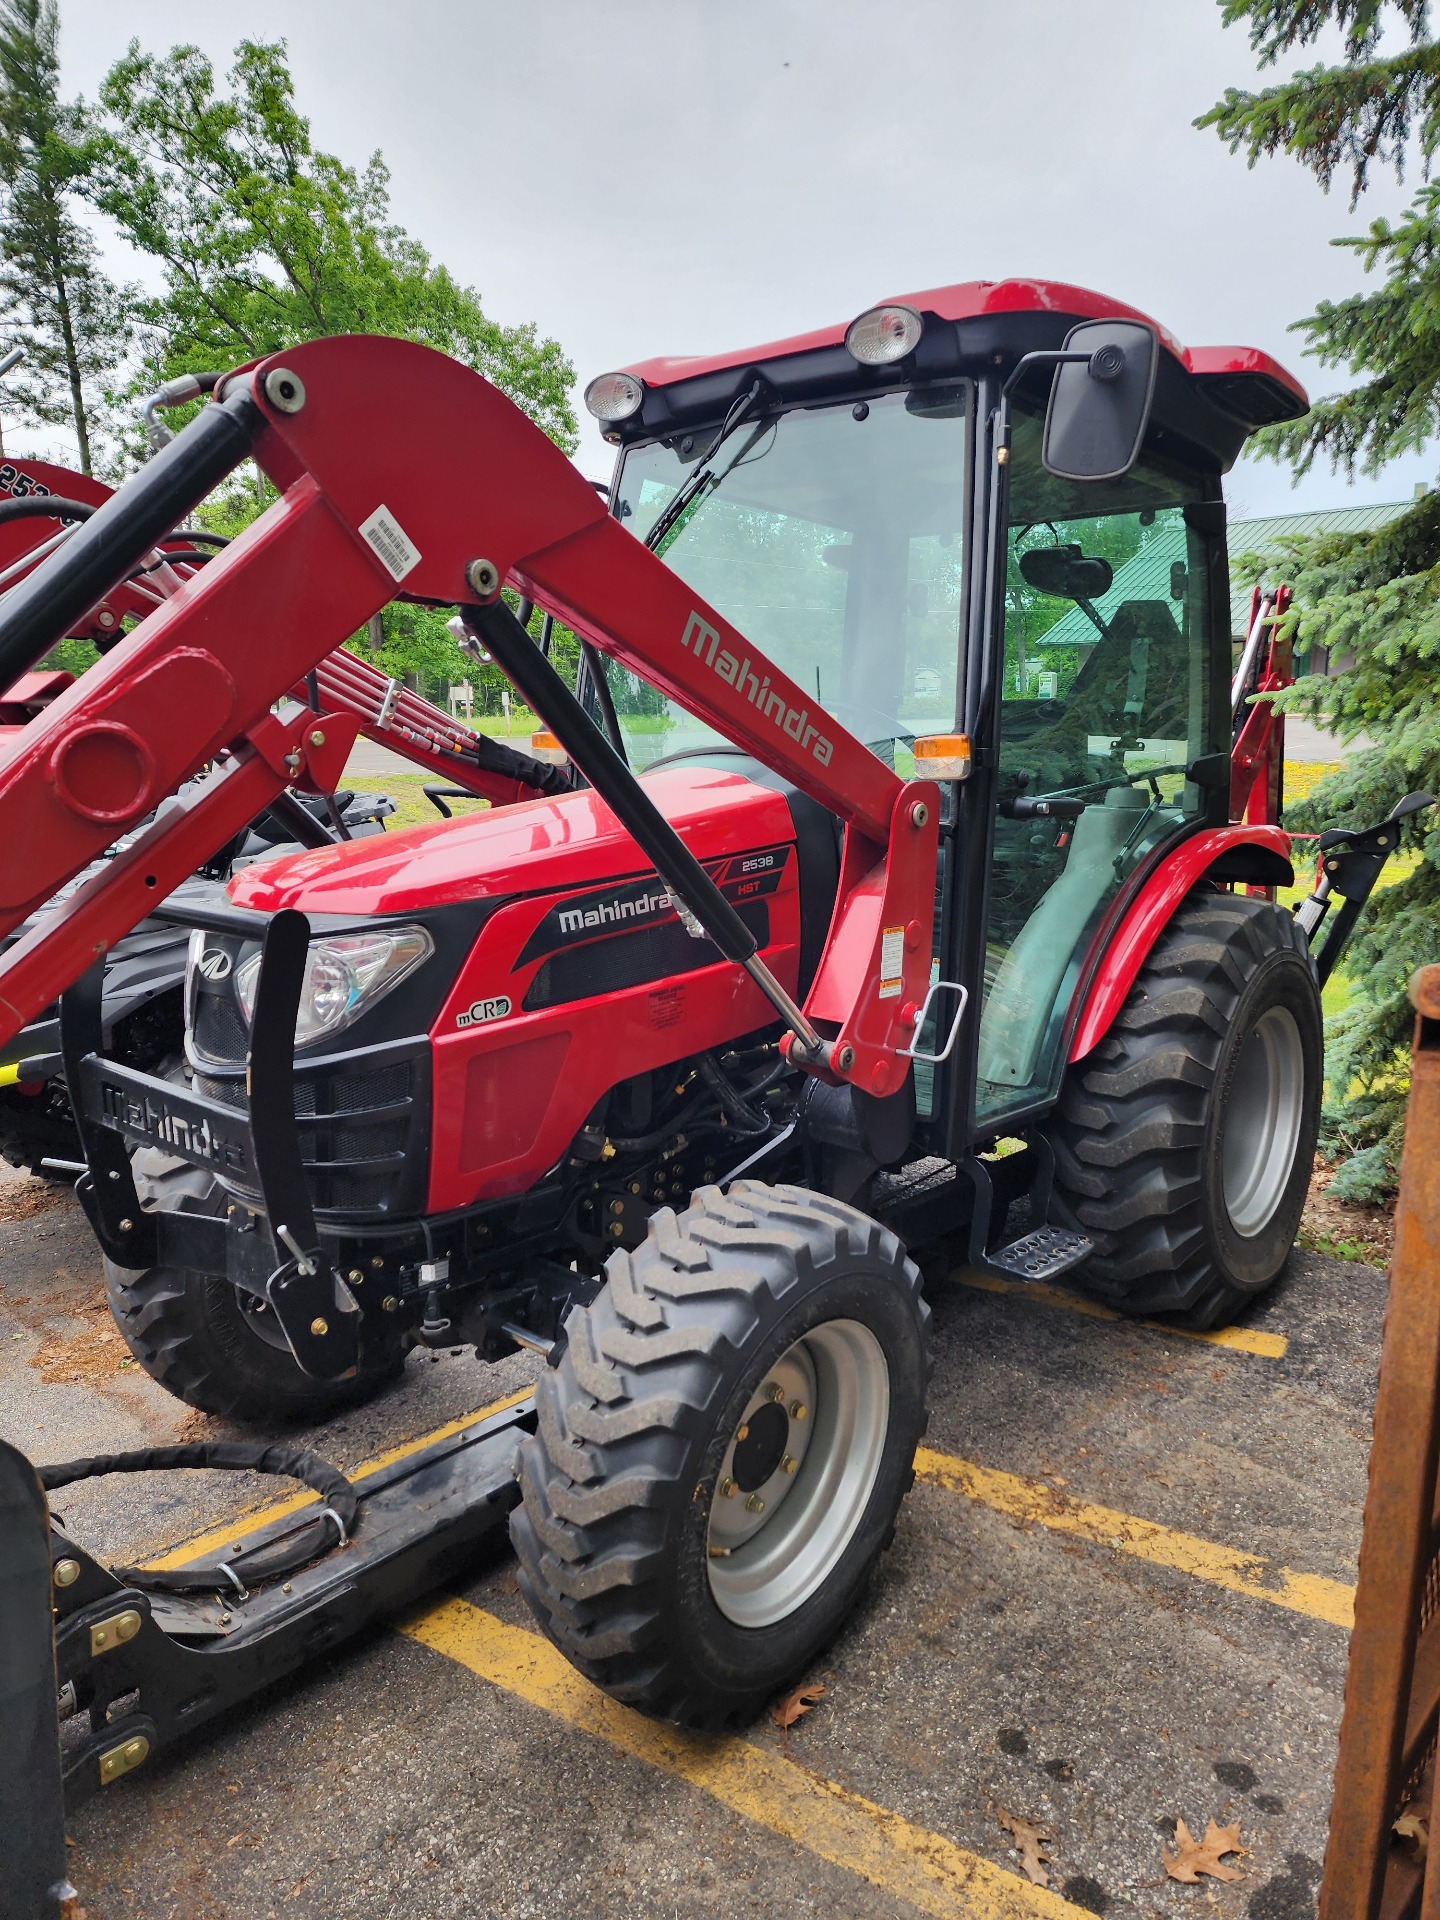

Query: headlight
left=844, top=303, right=924, bottom=366
left=234, top=925, right=434, bottom=1049
left=584, top=370, right=645, bottom=422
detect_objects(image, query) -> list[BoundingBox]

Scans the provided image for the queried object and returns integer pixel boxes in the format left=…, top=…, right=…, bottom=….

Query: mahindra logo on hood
left=196, top=949, right=233, bottom=981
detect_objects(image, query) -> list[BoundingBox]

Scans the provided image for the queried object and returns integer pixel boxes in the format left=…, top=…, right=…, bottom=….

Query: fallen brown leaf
left=1162, top=1816, right=1245, bottom=1884
left=1395, top=1810, right=1429, bottom=1856
left=997, top=1807, right=1050, bottom=1887
left=770, top=1680, right=826, bottom=1730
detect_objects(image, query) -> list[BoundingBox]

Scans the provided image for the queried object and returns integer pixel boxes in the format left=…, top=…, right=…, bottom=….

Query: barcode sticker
left=359, top=504, right=422, bottom=582
left=878, top=925, right=905, bottom=999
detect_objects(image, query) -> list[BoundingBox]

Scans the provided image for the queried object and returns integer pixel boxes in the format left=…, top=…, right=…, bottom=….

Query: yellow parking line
left=958, top=1271, right=1288, bottom=1358
left=402, top=1597, right=1087, bottom=1920
left=915, top=1447, right=1353, bottom=1628
left=144, top=1387, right=534, bottom=1571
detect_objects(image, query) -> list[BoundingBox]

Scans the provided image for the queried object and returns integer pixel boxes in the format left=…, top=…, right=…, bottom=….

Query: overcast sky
left=51, top=0, right=1433, bottom=519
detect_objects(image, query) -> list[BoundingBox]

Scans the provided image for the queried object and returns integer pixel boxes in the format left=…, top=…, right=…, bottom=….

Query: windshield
left=609, top=386, right=972, bottom=769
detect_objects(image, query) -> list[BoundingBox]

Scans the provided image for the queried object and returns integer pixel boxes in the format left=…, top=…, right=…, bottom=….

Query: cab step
left=987, top=1225, right=1093, bottom=1282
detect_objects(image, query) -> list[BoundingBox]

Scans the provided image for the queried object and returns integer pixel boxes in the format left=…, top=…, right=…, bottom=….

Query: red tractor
left=0, top=282, right=1422, bottom=1729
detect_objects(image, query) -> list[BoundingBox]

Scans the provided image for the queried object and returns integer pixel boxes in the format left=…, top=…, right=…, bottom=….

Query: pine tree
left=1202, top=1, right=1440, bottom=1199
left=0, top=0, right=130, bottom=473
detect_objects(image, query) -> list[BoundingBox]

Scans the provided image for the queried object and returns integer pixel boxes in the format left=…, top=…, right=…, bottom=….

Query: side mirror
left=1043, top=320, right=1158, bottom=482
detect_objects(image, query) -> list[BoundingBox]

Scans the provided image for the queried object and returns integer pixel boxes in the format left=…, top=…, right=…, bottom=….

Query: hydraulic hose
left=39, top=1440, right=356, bottom=1595
left=0, top=385, right=261, bottom=689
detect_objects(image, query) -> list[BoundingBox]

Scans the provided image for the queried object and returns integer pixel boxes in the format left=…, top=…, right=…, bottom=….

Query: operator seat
left=1010, top=598, right=1188, bottom=794
left=1066, top=598, right=1188, bottom=742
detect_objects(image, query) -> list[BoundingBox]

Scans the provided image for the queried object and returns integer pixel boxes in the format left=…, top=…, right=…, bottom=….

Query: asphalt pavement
left=0, top=1165, right=1382, bottom=1920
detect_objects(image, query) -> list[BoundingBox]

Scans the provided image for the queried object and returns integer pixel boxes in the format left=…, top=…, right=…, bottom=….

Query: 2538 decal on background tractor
left=0, top=281, right=1428, bottom=1740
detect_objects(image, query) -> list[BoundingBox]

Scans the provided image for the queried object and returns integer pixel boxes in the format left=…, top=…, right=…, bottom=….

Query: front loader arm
left=0, top=337, right=938, bottom=1091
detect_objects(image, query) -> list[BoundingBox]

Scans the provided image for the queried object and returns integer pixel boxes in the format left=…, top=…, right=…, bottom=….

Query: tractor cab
left=587, top=281, right=1307, bottom=1159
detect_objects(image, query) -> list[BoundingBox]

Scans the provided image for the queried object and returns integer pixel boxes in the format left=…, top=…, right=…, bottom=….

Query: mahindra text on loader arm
left=0, top=280, right=1422, bottom=1731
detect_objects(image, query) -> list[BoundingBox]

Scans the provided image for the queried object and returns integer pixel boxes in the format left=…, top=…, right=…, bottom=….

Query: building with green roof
left=1034, top=498, right=1417, bottom=674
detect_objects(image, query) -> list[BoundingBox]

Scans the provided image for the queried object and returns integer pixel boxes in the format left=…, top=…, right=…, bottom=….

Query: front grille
left=332, top=1062, right=410, bottom=1111
left=195, top=1054, right=424, bottom=1221
left=197, top=1072, right=244, bottom=1110
left=193, top=991, right=249, bottom=1063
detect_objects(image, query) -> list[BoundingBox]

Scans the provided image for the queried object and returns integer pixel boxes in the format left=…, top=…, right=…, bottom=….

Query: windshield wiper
left=644, top=379, right=766, bottom=556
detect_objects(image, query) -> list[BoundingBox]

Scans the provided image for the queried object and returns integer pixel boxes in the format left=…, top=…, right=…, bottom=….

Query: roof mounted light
left=584, top=370, right=646, bottom=422
left=844, top=304, right=924, bottom=367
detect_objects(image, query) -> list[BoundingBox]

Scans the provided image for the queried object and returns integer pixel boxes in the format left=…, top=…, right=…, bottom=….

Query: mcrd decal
left=455, top=995, right=512, bottom=1029
left=680, top=612, right=834, bottom=767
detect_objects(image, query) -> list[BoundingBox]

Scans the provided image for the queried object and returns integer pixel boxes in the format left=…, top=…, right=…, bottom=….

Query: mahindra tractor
left=0, top=281, right=1423, bottom=1736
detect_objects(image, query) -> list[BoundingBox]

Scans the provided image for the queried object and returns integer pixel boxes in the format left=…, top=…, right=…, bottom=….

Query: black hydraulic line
left=466, top=599, right=760, bottom=968
left=0, top=385, right=262, bottom=689
left=0, top=493, right=95, bottom=524
left=39, top=1441, right=357, bottom=1594
left=131, top=548, right=216, bottom=574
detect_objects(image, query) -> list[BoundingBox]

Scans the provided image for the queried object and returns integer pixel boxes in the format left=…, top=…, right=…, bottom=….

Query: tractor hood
left=227, top=764, right=797, bottom=919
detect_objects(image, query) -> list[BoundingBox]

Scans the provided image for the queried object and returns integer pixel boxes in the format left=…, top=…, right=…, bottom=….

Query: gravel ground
left=0, top=1168, right=1381, bottom=1920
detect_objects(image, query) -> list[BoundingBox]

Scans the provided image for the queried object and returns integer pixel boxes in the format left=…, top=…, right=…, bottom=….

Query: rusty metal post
left=1322, top=966, right=1440, bottom=1920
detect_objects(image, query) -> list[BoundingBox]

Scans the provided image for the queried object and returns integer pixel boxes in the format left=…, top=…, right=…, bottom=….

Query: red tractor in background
left=0, top=280, right=1424, bottom=1732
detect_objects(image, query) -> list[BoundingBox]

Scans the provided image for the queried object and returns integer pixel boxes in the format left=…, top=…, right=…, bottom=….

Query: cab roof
left=613, top=278, right=1307, bottom=475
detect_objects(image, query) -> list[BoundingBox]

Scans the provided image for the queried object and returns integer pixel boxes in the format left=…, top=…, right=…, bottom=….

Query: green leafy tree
left=1203, top=1, right=1440, bottom=1199
left=91, top=36, right=578, bottom=700
left=0, top=0, right=133, bottom=471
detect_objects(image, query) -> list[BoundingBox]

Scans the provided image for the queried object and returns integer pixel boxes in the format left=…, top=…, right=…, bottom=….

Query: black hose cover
left=39, top=1440, right=356, bottom=1594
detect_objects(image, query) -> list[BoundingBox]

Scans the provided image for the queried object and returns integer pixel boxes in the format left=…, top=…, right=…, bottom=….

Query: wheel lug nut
left=781, top=1455, right=798, bottom=1475
left=790, top=1400, right=807, bottom=1421
left=765, top=1382, right=785, bottom=1403
left=719, top=1476, right=737, bottom=1499
left=736, top=1423, right=749, bottom=1442
left=746, top=1494, right=765, bottom=1514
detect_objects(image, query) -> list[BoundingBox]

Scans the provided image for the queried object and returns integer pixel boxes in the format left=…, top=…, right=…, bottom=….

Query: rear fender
left=1068, top=824, right=1293, bottom=1064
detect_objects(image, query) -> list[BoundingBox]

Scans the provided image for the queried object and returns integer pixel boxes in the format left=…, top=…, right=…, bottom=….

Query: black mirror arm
left=994, top=350, right=1096, bottom=466
left=1001, top=349, right=1095, bottom=403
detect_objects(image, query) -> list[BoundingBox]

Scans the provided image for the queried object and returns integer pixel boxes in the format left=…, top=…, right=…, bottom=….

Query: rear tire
left=1048, top=890, right=1321, bottom=1328
left=106, top=1151, right=404, bottom=1423
left=511, top=1180, right=930, bottom=1729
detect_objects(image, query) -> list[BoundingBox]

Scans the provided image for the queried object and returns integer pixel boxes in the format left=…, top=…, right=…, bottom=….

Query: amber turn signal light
left=913, top=734, right=971, bottom=781
left=530, top=729, right=568, bottom=767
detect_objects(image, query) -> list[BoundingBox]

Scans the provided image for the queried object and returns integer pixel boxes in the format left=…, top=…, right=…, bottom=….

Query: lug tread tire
left=1050, top=891, right=1320, bottom=1328
left=510, top=1179, right=929, bottom=1729
left=105, top=1153, right=402, bottom=1423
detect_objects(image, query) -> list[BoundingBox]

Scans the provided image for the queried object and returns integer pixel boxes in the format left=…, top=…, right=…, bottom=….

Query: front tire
left=1049, top=890, right=1321, bottom=1328
left=106, top=1151, right=404, bottom=1423
left=511, top=1181, right=930, bottom=1729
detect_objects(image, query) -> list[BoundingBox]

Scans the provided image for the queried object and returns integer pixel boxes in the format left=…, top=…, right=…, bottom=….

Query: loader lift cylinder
left=464, top=599, right=827, bottom=1059
left=0, top=386, right=261, bottom=688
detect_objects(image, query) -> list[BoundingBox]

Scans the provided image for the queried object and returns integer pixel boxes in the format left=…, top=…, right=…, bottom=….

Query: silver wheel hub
left=707, top=1319, right=890, bottom=1630
left=1221, top=1004, right=1306, bottom=1238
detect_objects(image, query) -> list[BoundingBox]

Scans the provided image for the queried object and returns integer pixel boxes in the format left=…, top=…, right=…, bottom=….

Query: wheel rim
left=237, top=1288, right=293, bottom=1354
left=1221, top=1004, right=1306, bottom=1238
left=707, top=1319, right=890, bottom=1630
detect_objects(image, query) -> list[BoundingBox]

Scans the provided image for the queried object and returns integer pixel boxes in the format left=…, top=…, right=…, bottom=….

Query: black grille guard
left=61, top=899, right=362, bottom=1382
